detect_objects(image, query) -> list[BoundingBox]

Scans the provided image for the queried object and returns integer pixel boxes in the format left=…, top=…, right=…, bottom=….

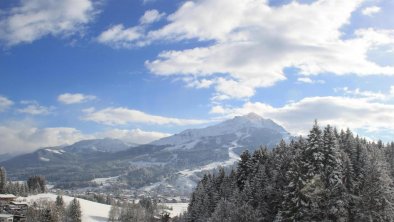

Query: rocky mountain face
left=1, top=113, right=291, bottom=193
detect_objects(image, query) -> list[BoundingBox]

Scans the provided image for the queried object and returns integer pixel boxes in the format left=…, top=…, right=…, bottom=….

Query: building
left=0, top=195, right=16, bottom=203
left=0, top=214, right=13, bottom=222
left=5, top=202, right=28, bottom=222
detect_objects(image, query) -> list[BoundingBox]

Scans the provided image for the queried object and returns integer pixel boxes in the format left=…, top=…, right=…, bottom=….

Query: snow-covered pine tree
left=67, top=198, right=82, bottom=222
left=322, top=125, right=347, bottom=221
left=357, top=144, right=394, bottom=221
left=55, top=195, right=65, bottom=222
left=305, top=121, right=324, bottom=176
left=236, top=150, right=252, bottom=190
left=209, top=198, right=234, bottom=222
left=280, top=138, right=310, bottom=221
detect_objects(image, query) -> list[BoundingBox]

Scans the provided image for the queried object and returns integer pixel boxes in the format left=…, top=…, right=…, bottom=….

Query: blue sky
left=1, top=0, right=394, bottom=154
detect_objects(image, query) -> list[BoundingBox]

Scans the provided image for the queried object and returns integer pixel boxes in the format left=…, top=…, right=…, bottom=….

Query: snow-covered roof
left=0, top=194, right=16, bottom=198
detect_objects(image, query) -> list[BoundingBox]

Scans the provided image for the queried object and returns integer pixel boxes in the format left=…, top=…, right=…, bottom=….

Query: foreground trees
left=184, top=123, right=394, bottom=221
left=26, top=195, right=80, bottom=222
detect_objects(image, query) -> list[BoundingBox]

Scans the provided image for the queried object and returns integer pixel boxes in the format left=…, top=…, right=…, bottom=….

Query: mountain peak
left=239, top=112, right=263, bottom=120
left=152, top=112, right=290, bottom=146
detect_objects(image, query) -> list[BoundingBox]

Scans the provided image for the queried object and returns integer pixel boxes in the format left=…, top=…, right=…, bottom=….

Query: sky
left=1, top=0, right=394, bottom=154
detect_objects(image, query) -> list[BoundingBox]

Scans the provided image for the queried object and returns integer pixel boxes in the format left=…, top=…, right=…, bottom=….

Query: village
left=0, top=194, right=27, bottom=222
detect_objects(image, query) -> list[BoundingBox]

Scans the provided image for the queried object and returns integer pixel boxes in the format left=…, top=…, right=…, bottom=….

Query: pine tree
left=357, top=145, right=394, bottom=221
left=321, top=125, right=347, bottom=221
left=280, top=138, right=310, bottom=221
left=305, top=121, right=324, bottom=176
left=67, top=198, right=82, bottom=222
left=0, top=167, right=7, bottom=193
left=209, top=198, right=234, bottom=222
left=55, top=195, right=66, bottom=222
left=236, top=150, right=252, bottom=190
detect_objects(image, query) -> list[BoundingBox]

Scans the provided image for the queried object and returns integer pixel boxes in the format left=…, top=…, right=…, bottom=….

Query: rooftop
left=0, top=194, right=16, bottom=198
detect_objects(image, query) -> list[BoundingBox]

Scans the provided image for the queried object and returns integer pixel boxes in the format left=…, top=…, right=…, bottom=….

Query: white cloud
left=297, top=77, right=325, bottom=84
left=97, top=128, right=171, bottom=144
left=58, top=93, right=96, bottom=104
left=139, top=0, right=394, bottom=100
left=335, top=87, right=389, bottom=101
left=97, top=24, right=143, bottom=48
left=362, top=6, right=381, bottom=16
left=0, top=120, right=92, bottom=154
left=139, top=10, right=165, bottom=25
left=0, top=0, right=98, bottom=46
left=97, top=9, right=165, bottom=48
left=0, top=119, right=171, bottom=154
left=83, top=107, right=209, bottom=126
left=18, top=100, right=54, bottom=115
left=184, top=77, right=214, bottom=89
left=210, top=96, right=394, bottom=137
left=0, top=96, right=13, bottom=112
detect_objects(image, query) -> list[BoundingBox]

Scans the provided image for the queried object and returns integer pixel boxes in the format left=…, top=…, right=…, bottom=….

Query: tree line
left=0, top=167, right=46, bottom=196
left=26, top=195, right=82, bottom=222
left=180, top=122, right=394, bottom=221
left=108, top=196, right=171, bottom=222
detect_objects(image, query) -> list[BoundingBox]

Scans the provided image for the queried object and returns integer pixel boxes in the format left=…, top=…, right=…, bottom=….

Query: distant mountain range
left=0, top=113, right=291, bottom=193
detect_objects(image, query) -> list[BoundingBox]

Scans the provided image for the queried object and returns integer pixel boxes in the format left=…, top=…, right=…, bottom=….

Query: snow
left=45, top=149, right=64, bottom=154
left=39, top=157, right=50, bottom=162
left=161, top=202, right=189, bottom=218
left=178, top=140, right=241, bottom=177
left=19, top=193, right=110, bottom=222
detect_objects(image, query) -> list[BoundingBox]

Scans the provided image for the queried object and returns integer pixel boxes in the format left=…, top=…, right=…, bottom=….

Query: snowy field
left=18, top=193, right=188, bottom=221
left=162, top=202, right=189, bottom=218
left=18, top=193, right=111, bottom=222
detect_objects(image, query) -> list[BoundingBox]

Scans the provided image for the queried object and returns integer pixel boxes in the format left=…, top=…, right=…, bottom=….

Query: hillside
left=20, top=193, right=111, bottom=222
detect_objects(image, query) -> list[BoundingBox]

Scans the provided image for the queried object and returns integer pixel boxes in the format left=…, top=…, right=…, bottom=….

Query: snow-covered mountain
left=2, top=113, right=290, bottom=194
left=151, top=112, right=290, bottom=154
left=154, top=113, right=288, bottom=146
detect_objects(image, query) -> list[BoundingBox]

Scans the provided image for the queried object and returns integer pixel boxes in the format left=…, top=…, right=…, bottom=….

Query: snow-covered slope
left=19, top=193, right=111, bottom=222
left=141, top=113, right=291, bottom=194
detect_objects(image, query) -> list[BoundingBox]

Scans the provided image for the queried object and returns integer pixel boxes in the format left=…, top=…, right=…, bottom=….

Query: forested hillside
left=181, top=122, right=394, bottom=221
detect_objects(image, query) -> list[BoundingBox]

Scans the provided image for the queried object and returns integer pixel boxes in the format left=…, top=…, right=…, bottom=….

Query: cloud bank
left=83, top=107, right=209, bottom=126
left=0, top=0, right=98, bottom=46
left=98, top=0, right=394, bottom=100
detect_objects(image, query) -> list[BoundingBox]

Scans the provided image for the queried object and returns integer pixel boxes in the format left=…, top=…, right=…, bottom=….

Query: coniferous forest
left=180, top=122, right=394, bottom=222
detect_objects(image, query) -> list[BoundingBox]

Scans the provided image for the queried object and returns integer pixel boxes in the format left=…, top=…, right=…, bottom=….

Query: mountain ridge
left=1, top=113, right=291, bottom=194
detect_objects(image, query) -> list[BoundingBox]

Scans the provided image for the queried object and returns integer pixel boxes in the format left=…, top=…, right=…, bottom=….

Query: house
left=5, top=202, right=28, bottom=220
left=0, top=195, right=16, bottom=203
left=9, top=202, right=28, bottom=212
left=0, top=214, right=13, bottom=222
